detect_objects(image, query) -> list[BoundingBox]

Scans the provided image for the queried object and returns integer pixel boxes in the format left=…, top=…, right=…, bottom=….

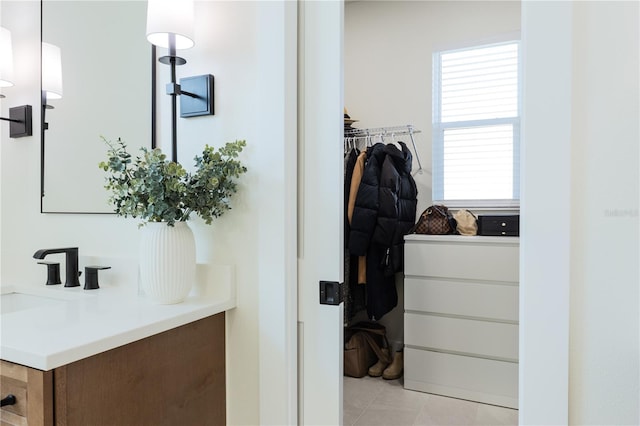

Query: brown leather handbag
left=344, top=322, right=391, bottom=378
left=412, top=205, right=456, bottom=235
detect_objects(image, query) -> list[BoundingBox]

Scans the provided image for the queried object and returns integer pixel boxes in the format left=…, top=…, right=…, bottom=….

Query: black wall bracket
left=0, top=105, right=33, bottom=138
left=180, top=74, right=214, bottom=117
left=319, top=281, right=343, bottom=306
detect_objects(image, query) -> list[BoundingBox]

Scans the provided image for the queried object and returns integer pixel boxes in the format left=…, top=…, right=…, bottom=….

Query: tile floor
left=344, top=376, right=518, bottom=426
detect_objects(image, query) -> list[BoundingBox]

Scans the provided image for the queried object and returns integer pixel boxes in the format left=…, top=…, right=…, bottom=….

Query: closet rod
left=344, top=124, right=421, bottom=138
left=344, top=124, right=423, bottom=175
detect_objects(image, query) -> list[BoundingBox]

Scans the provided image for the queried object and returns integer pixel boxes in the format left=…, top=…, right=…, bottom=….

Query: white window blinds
left=433, top=40, right=520, bottom=208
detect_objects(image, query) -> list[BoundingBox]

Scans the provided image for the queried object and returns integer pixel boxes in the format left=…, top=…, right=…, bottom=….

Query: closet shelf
left=344, top=124, right=423, bottom=175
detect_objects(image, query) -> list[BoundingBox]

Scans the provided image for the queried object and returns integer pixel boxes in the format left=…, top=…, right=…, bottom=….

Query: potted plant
left=99, top=137, right=247, bottom=304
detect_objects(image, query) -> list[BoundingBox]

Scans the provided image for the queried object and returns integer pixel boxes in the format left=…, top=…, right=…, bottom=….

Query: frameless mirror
left=41, top=0, right=154, bottom=213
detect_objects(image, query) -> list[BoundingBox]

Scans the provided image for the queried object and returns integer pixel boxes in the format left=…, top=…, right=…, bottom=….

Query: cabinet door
left=54, top=314, right=225, bottom=426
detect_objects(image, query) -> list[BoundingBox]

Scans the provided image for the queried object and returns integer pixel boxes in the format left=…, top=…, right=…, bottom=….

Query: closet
left=343, top=0, right=522, bottom=419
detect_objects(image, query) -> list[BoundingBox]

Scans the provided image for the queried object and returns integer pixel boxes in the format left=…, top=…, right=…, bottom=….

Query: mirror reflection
left=41, top=1, right=152, bottom=213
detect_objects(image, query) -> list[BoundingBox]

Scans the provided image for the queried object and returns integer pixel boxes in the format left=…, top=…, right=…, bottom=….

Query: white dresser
left=403, top=234, right=519, bottom=409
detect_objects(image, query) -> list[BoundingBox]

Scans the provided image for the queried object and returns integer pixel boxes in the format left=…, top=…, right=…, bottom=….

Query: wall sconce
left=42, top=42, right=63, bottom=101
left=0, top=27, right=14, bottom=89
left=41, top=42, right=63, bottom=131
left=146, top=0, right=214, bottom=162
left=0, top=26, right=33, bottom=138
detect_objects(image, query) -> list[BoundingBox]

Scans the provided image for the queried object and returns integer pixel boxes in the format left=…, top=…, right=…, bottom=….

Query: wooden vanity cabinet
left=1, top=313, right=225, bottom=426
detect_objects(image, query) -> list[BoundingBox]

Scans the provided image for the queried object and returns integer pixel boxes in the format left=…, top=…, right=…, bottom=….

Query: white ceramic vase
left=139, top=221, right=196, bottom=304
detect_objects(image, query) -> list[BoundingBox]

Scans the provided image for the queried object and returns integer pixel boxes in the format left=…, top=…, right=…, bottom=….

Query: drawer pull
left=1, top=394, right=16, bottom=407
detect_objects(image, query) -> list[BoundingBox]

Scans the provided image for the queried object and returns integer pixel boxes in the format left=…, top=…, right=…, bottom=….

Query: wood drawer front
left=405, top=313, right=518, bottom=360
left=405, top=240, right=518, bottom=282
left=0, top=378, right=27, bottom=424
left=404, top=348, right=518, bottom=409
left=0, top=361, right=27, bottom=420
left=405, top=277, right=518, bottom=322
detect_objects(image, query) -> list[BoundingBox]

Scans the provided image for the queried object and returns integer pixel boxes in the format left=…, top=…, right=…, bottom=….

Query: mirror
left=41, top=1, right=154, bottom=213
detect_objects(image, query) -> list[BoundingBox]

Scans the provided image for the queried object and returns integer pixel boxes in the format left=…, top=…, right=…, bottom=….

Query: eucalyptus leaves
left=99, top=137, right=247, bottom=226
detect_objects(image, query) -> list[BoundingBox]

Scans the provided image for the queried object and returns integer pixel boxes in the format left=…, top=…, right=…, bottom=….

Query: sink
left=0, top=287, right=88, bottom=315
left=1, top=292, right=67, bottom=315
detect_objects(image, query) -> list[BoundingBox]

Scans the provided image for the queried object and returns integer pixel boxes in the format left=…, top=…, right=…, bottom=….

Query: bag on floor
left=344, top=322, right=391, bottom=378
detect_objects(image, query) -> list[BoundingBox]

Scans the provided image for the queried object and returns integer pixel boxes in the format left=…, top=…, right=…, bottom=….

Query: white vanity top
left=0, top=264, right=235, bottom=371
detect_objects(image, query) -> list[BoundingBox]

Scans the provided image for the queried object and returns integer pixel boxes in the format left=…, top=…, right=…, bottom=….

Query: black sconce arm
left=165, top=82, right=198, bottom=98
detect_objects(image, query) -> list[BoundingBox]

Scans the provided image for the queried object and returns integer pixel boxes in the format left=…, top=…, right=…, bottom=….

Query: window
left=432, top=40, right=520, bottom=208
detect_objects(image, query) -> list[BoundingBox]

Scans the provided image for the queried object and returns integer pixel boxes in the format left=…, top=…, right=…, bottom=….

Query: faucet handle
left=84, top=266, right=111, bottom=290
left=37, top=261, right=62, bottom=286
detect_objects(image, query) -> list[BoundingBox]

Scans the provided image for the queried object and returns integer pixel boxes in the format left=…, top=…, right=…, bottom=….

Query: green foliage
left=99, top=137, right=247, bottom=226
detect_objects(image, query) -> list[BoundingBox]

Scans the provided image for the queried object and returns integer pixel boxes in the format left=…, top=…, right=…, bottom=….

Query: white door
left=297, top=1, right=344, bottom=425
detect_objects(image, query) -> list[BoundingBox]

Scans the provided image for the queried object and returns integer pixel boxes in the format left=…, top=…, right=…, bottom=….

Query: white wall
left=521, top=1, right=639, bottom=424
left=568, top=2, right=639, bottom=424
left=344, top=0, right=520, bottom=350
left=1, top=1, right=295, bottom=424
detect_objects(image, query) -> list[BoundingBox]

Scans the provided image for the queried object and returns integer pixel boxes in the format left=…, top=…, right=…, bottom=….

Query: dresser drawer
left=405, top=277, right=519, bottom=321
left=404, top=239, right=518, bottom=282
left=404, top=348, right=518, bottom=408
left=405, top=313, right=518, bottom=360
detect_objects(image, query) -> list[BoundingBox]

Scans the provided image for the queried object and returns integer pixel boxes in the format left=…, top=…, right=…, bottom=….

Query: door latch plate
left=319, top=281, right=343, bottom=306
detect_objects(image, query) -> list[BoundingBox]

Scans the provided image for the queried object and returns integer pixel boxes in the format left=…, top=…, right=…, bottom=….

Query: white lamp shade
left=0, top=27, right=14, bottom=88
left=146, top=0, right=195, bottom=50
left=42, top=42, right=63, bottom=100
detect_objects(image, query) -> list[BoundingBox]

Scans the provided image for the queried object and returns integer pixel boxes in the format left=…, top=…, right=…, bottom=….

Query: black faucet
left=33, top=247, right=81, bottom=287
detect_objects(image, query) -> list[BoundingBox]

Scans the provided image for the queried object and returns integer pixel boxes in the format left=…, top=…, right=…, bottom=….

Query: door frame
left=518, top=2, right=571, bottom=424
left=255, top=1, right=300, bottom=425
left=295, top=0, right=345, bottom=425
left=271, top=2, right=573, bottom=425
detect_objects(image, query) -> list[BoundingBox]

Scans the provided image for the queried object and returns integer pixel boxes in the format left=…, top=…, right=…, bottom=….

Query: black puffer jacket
left=348, top=142, right=418, bottom=320
left=373, top=142, right=418, bottom=275
left=348, top=143, right=387, bottom=256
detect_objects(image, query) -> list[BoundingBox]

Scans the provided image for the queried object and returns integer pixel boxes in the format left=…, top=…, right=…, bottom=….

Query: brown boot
left=382, top=350, right=403, bottom=380
left=368, top=348, right=390, bottom=377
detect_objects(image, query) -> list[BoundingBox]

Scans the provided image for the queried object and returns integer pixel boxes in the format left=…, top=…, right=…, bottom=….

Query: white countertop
left=0, top=264, right=235, bottom=371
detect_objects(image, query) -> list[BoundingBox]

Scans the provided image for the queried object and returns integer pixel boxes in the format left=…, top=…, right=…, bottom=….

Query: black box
left=478, top=215, right=520, bottom=236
